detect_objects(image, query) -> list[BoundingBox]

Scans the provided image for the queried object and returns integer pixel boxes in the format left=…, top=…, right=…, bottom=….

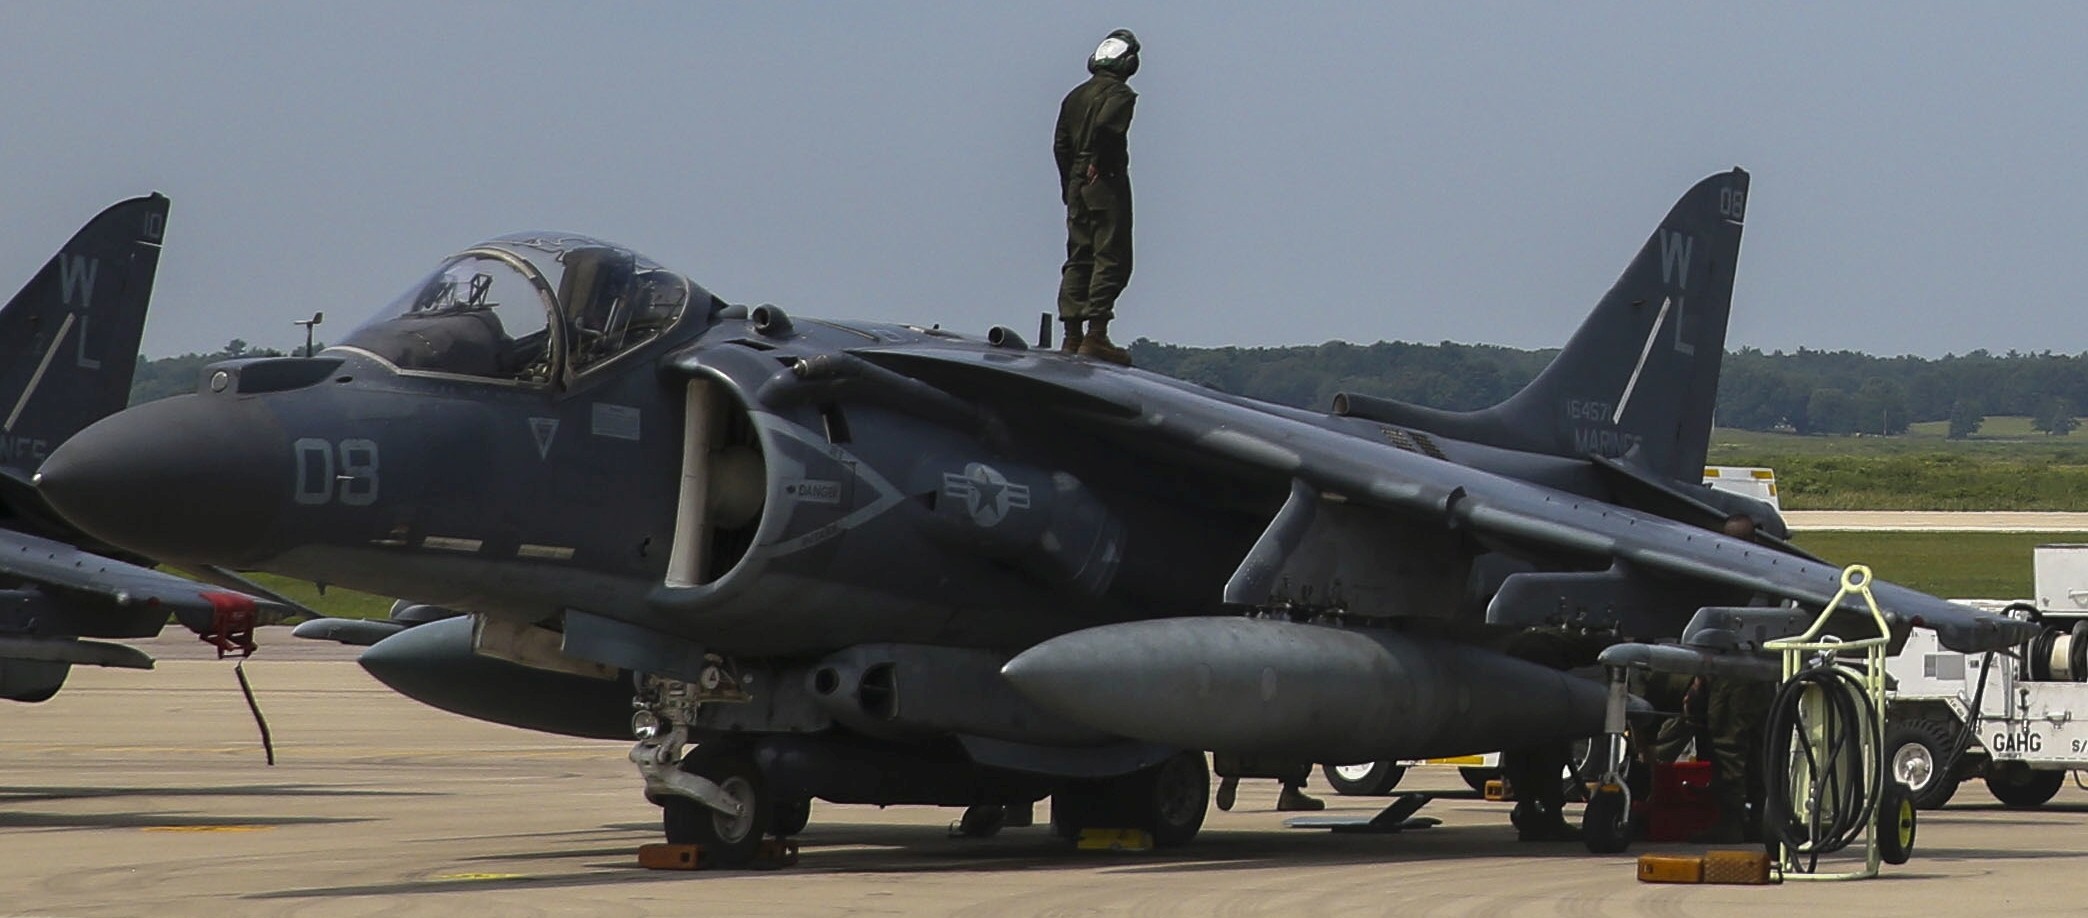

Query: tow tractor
left=1885, top=544, right=2088, bottom=810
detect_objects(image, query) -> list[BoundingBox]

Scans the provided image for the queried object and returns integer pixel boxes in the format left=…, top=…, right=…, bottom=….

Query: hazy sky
left=3, top=3, right=2084, bottom=359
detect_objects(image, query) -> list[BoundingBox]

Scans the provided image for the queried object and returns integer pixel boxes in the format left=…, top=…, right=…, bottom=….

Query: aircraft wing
left=0, top=528, right=285, bottom=636
left=852, top=344, right=2035, bottom=654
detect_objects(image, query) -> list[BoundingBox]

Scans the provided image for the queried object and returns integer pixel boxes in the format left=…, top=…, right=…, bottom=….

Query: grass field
left=1709, top=416, right=2088, bottom=459
left=241, top=572, right=394, bottom=620
left=1708, top=417, right=2088, bottom=511
left=1789, top=530, right=2087, bottom=600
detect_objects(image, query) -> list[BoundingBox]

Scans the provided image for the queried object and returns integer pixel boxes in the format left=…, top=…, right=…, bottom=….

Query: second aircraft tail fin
left=0, top=193, right=170, bottom=477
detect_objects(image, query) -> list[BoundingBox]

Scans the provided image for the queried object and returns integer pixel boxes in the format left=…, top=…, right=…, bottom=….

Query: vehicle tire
left=1581, top=785, right=1632, bottom=854
left=1460, top=767, right=1498, bottom=794
left=1986, top=764, right=2065, bottom=808
left=956, top=804, right=1006, bottom=839
left=1877, top=783, right=1916, bottom=866
left=1321, top=761, right=1406, bottom=796
left=770, top=797, right=811, bottom=837
left=1885, top=721, right=1961, bottom=810
left=661, top=746, right=771, bottom=867
left=1138, top=750, right=1211, bottom=847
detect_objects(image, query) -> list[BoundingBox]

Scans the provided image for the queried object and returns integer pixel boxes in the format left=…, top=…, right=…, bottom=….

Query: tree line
left=1126, top=340, right=2084, bottom=437
left=127, top=337, right=2085, bottom=438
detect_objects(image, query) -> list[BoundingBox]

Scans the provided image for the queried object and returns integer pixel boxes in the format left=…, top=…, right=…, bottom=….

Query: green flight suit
left=1704, top=676, right=1774, bottom=827
left=1055, top=72, right=1136, bottom=321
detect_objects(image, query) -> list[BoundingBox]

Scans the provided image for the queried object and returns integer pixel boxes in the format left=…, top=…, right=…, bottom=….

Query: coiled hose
left=1762, top=660, right=1883, bottom=871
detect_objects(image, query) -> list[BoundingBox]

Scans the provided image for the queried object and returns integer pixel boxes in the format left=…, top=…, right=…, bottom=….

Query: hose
left=1933, top=650, right=1996, bottom=788
left=1762, top=660, right=1882, bottom=871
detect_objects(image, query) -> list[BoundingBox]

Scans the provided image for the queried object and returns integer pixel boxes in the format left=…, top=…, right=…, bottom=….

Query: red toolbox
left=1635, top=760, right=1720, bottom=842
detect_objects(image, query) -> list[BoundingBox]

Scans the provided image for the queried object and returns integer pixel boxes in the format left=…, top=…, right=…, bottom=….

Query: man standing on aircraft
left=1054, top=29, right=1139, bottom=367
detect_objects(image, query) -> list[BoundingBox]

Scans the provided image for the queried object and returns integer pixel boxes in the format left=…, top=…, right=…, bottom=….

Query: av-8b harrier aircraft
left=37, top=170, right=2034, bottom=863
left=0, top=194, right=281, bottom=703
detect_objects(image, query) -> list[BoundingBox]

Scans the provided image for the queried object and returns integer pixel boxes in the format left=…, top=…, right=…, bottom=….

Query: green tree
left=1946, top=399, right=1985, bottom=439
left=2034, top=397, right=2080, bottom=437
left=1806, top=387, right=1857, bottom=434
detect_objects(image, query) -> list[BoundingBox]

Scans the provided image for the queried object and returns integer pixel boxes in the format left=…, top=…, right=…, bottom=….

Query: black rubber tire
left=1459, top=767, right=1499, bottom=793
left=1885, top=721, right=1961, bottom=810
left=956, top=804, right=1006, bottom=839
left=661, top=746, right=771, bottom=867
left=1986, top=765, right=2065, bottom=808
left=1321, top=761, right=1407, bottom=796
left=1140, top=751, right=1211, bottom=847
left=770, top=797, right=811, bottom=837
left=1878, top=783, right=1917, bottom=866
left=1581, top=786, right=1632, bottom=854
left=1050, top=752, right=1210, bottom=848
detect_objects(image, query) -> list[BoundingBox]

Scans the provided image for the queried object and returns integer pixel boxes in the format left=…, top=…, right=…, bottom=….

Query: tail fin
left=0, top=194, right=169, bottom=477
left=1334, top=169, right=1747, bottom=481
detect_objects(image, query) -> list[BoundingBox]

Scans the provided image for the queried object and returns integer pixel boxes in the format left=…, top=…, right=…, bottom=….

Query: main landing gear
left=1050, top=750, right=1211, bottom=847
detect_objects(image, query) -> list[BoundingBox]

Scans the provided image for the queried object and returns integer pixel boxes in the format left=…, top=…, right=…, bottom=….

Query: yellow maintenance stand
left=1761, top=564, right=1916, bottom=880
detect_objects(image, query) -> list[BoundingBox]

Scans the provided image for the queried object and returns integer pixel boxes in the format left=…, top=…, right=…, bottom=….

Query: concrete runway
left=1785, top=511, right=2088, bottom=532
left=11, top=648, right=2088, bottom=916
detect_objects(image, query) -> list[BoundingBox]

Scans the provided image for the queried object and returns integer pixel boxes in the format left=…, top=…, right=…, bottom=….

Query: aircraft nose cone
left=37, top=394, right=289, bottom=566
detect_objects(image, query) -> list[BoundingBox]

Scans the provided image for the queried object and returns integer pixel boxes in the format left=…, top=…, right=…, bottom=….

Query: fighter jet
left=0, top=194, right=282, bottom=702
left=36, top=170, right=2035, bottom=863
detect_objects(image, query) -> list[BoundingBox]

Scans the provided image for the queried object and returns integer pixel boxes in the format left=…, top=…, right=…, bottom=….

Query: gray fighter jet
left=36, top=170, right=2034, bottom=862
left=0, top=194, right=284, bottom=702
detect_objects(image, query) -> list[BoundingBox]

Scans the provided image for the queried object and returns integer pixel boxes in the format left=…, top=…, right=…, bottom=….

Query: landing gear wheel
left=770, top=797, right=811, bottom=837
left=1321, top=761, right=1406, bottom=796
left=1460, top=767, right=1499, bottom=794
left=1986, top=764, right=2064, bottom=808
left=1581, top=786, right=1633, bottom=854
left=660, top=746, right=771, bottom=867
left=957, top=804, right=1006, bottom=838
left=1878, top=783, right=1916, bottom=865
left=1140, top=751, right=1211, bottom=847
left=1049, top=751, right=1210, bottom=847
left=1885, top=721, right=1960, bottom=810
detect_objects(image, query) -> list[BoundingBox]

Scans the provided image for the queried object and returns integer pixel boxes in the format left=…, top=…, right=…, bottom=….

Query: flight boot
left=1513, top=801, right=1582, bottom=842
left=1276, top=784, right=1326, bottom=812
left=1076, top=319, right=1132, bottom=366
left=1214, top=776, right=1238, bottom=811
left=1060, top=319, right=1084, bottom=355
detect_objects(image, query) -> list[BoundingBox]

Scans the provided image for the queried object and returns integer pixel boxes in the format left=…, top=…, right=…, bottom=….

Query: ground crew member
left=1214, top=769, right=1326, bottom=813
left=1693, top=676, right=1773, bottom=842
left=1499, top=627, right=1604, bottom=841
left=1054, top=29, right=1139, bottom=366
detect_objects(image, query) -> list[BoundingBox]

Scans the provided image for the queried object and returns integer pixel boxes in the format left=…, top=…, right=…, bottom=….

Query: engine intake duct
left=1002, top=617, right=1611, bottom=765
left=809, top=643, right=1113, bottom=747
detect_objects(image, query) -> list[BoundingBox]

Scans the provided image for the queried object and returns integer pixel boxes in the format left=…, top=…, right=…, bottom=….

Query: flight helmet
left=1088, top=29, right=1140, bottom=77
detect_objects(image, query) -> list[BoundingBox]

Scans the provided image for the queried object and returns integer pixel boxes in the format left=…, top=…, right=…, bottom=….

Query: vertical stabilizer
left=1334, top=170, right=1747, bottom=481
left=0, top=194, right=169, bottom=477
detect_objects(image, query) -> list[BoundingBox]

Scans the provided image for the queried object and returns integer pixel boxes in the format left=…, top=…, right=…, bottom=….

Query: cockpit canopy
left=338, top=233, right=701, bottom=383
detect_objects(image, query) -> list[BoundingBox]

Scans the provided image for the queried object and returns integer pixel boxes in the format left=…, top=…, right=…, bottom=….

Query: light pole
left=293, top=312, right=324, bottom=357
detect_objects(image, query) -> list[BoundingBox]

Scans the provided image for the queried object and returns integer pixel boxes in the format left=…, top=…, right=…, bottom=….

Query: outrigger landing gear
left=1581, top=665, right=1635, bottom=854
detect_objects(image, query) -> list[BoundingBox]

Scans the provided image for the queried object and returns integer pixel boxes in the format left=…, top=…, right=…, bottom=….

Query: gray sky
left=2, top=3, right=2083, bottom=359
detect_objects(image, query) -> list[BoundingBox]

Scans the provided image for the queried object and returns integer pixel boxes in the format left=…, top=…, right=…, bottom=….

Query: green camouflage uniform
left=1704, top=676, right=1774, bottom=830
left=1055, top=72, right=1136, bottom=321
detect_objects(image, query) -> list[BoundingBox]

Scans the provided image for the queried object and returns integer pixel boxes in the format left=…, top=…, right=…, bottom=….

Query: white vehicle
left=1885, top=544, right=2088, bottom=809
left=1702, top=465, right=1780, bottom=509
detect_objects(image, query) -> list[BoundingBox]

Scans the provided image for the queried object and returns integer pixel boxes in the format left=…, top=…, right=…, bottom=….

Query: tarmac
left=9, top=631, right=2088, bottom=916
left=1785, top=511, right=2088, bottom=532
